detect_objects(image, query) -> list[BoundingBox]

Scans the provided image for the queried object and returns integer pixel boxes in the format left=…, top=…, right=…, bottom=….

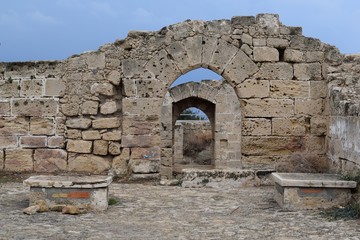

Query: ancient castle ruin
left=0, top=14, right=359, bottom=179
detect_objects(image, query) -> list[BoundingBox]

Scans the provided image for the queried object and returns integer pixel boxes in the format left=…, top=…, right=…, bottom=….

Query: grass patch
left=108, top=197, right=119, bottom=206
left=322, top=203, right=360, bottom=220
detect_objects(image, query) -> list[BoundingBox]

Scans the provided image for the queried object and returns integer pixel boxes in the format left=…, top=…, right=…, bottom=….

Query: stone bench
left=272, top=173, right=357, bottom=210
left=24, top=175, right=112, bottom=211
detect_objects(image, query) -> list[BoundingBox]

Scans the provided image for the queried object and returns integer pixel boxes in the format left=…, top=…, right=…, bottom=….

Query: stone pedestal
left=24, top=175, right=112, bottom=211
left=272, top=173, right=357, bottom=210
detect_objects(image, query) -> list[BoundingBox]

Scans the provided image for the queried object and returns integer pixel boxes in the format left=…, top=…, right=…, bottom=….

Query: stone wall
left=1, top=13, right=350, bottom=178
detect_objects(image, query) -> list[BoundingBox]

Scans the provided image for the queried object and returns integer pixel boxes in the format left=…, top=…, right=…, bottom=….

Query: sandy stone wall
left=1, top=13, right=351, bottom=178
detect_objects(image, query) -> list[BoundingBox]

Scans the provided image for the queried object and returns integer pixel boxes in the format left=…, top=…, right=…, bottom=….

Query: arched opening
left=170, top=67, right=223, bottom=88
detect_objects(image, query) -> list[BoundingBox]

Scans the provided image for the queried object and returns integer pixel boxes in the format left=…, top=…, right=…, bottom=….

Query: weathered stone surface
left=272, top=118, right=307, bottom=136
left=66, top=118, right=92, bottom=129
left=129, top=159, right=160, bottom=173
left=90, top=83, right=115, bottom=96
left=256, top=14, right=280, bottom=35
left=68, top=154, right=110, bottom=173
left=255, top=63, right=293, bottom=80
left=0, top=149, right=3, bottom=169
left=82, top=130, right=101, bottom=140
left=270, top=80, right=309, bottom=98
left=92, top=117, right=120, bottom=129
left=30, top=117, right=54, bottom=135
left=294, top=63, right=322, bottom=80
left=20, top=136, right=47, bottom=148
left=0, top=80, right=19, bottom=97
left=231, top=16, right=255, bottom=26
left=107, top=70, right=121, bottom=85
left=0, top=102, right=10, bottom=116
left=82, top=101, right=99, bottom=115
left=102, top=131, right=122, bottom=141
left=100, top=101, right=117, bottom=115
left=237, top=80, right=269, bottom=98
left=34, top=149, right=67, bottom=172
left=253, top=47, right=279, bottom=62
left=12, top=99, right=58, bottom=117
left=267, top=38, right=289, bottom=48
left=5, top=149, right=33, bottom=172
left=310, top=81, right=327, bottom=98
left=0, top=117, right=29, bottom=136
left=86, top=52, right=105, bottom=69
left=122, top=115, right=159, bottom=135
left=67, top=140, right=92, bottom=153
left=0, top=136, right=18, bottom=148
left=242, top=99, right=294, bottom=117
left=131, top=147, right=161, bottom=161
left=66, top=129, right=82, bottom=139
left=310, top=117, right=327, bottom=136
left=109, top=142, right=121, bottom=155
left=112, top=148, right=130, bottom=175
left=20, top=80, right=42, bottom=97
left=295, top=99, right=323, bottom=116
left=93, top=140, right=108, bottom=156
left=45, top=79, right=66, bottom=96
left=209, top=40, right=238, bottom=73
left=242, top=118, right=271, bottom=136
left=122, top=135, right=160, bottom=148
left=284, top=49, right=306, bottom=62
left=122, top=98, right=161, bottom=116
left=47, top=136, right=65, bottom=148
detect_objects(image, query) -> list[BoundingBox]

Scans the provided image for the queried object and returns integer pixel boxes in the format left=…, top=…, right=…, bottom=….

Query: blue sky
left=1, top=0, right=360, bottom=63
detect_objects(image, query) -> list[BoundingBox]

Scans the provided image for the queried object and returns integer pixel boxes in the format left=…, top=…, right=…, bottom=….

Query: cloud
left=28, top=11, right=61, bottom=25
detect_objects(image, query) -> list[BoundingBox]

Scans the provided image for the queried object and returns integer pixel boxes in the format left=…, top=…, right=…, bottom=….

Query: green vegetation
left=108, top=197, right=119, bottom=206
left=322, top=203, right=360, bottom=220
left=178, top=108, right=207, bottom=121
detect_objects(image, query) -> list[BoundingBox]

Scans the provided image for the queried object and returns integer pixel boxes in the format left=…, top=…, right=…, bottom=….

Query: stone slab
left=24, top=175, right=113, bottom=188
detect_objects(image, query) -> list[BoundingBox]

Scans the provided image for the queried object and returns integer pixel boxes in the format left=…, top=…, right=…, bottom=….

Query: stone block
left=121, top=135, right=160, bottom=148
left=0, top=117, right=29, bottom=136
left=242, top=136, right=304, bottom=156
left=20, top=79, right=43, bottom=97
left=0, top=80, right=20, bottom=97
left=242, top=99, right=294, bottom=117
left=67, top=140, right=92, bottom=153
left=294, top=63, right=322, bottom=80
left=253, top=38, right=267, bottom=46
left=90, top=83, right=115, bottom=96
left=253, top=47, right=279, bottom=62
left=66, top=129, right=82, bottom=139
left=131, top=147, right=161, bottom=161
left=270, top=80, right=309, bottom=98
left=45, top=79, right=66, bottom=96
left=255, top=63, right=293, bottom=80
left=0, top=136, right=18, bottom=148
left=311, top=117, right=327, bottom=136
left=267, top=38, right=289, bottom=48
left=231, top=16, right=255, bottom=26
left=68, top=154, right=110, bottom=174
left=242, top=118, right=271, bottom=136
left=66, top=118, right=92, bottom=129
left=12, top=99, right=58, bottom=117
left=306, top=51, right=324, bottom=62
left=20, top=136, right=47, bottom=148
left=122, top=59, right=152, bottom=79
left=5, top=149, right=33, bottom=172
left=55, top=117, right=65, bottom=136
left=82, top=101, right=99, bottom=115
left=201, top=36, right=218, bottom=67
left=93, top=140, right=108, bottom=156
left=241, top=33, right=253, bottom=45
left=122, top=98, right=161, bottom=116
left=0, top=149, right=3, bottom=169
left=304, top=136, right=325, bottom=153
left=100, top=101, right=117, bottom=115
left=47, top=136, right=65, bottom=148
left=34, top=149, right=67, bottom=172
left=136, top=79, right=167, bottom=98
left=0, top=102, right=10, bottom=116
left=310, top=81, right=327, bottom=99
left=129, top=159, right=160, bottom=174
left=256, top=14, right=280, bottom=35
left=272, top=118, right=307, bottom=136
left=92, top=117, right=120, bottom=129
left=82, top=130, right=101, bottom=140
left=290, top=36, right=322, bottom=51
left=112, top=148, right=130, bottom=175
left=284, top=49, right=305, bottom=62
left=295, top=99, right=323, bottom=116
left=86, top=52, right=105, bottom=69
left=61, top=103, right=80, bottom=117
left=209, top=39, right=238, bottom=73
left=102, top=130, right=122, bottom=141
left=237, top=80, right=269, bottom=98
left=108, top=142, right=121, bottom=155
left=107, top=70, right=121, bottom=86
left=30, top=117, right=55, bottom=135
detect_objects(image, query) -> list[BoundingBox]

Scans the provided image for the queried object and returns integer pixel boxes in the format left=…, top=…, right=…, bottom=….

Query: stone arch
left=161, top=80, right=241, bottom=178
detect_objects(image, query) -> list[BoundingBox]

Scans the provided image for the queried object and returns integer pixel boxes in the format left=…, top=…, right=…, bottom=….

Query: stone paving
left=1, top=181, right=360, bottom=240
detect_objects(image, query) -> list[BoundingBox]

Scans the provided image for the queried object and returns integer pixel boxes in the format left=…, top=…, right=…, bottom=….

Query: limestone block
left=310, top=117, right=327, bottom=136
left=0, top=80, right=20, bottom=97
left=20, top=79, right=43, bottom=97
left=0, top=149, right=3, bottom=169
left=242, top=99, right=294, bottom=117
left=107, top=70, right=121, bottom=86
left=145, top=49, right=181, bottom=83
left=310, top=81, right=327, bottom=99
left=47, top=136, right=65, bottom=148
left=66, top=118, right=92, bottom=129
left=242, top=136, right=304, bottom=156
left=284, top=49, right=305, bottom=62
left=5, top=149, right=33, bottom=172
left=255, top=63, right=293, bottom=80
left=209, top=39, right=239, bottom=74
left=129, top=159, right=160, bottom=174
left=0, top=117, right=29, bottom=136
left=237, top=79, right=269, bottom=98
left=67, top=140, right=92, bottom=153
left=256, top=14, right=280, bottom=35
left=112, top=148, right=130, bottom=175
left=0, top=136, right=18, bottom=148
left=290, top=36, right=322, bottom=51
left=161, top=148, right=173, bottom=167
left=20, top=136, right=47, bottom=148
left=270, top=80, right=309, bottom=98
left=93, top=140, right=108, bottom=156
left=122, top=98, right=161, bottom=116
left=61, top=103, right=80, bottom=117
left=253, top=38, right=266, bottom=46
left=306, top=51, right=325, bottom=62
left=82, top=130, right=101, bottom=140
left=294, top=63, right=322, bottom=80
left=102, top=130, right=122, bottom=141
left=122, top=59, right=152, bottom=79
left=295, top=99, right=323, bottom=116
left=201, top=36, right=218, bottom=67
left=267, top=38, right=289, bottom=48
left=0, top=102, right=10, bottom=116
left=34, top=149, right=67, bottom=172
left=30, top=117, right=55, bottom=135
left=242, top=155, right=282, bottom=169
left=131, top=147, right=161, bottom=161
left=122, top=79, right=137, bottom=97
left=86, top=52, right=105, bottom=69
left=66, top=129, right=82, bottom=139
left=12, top=99, right=58, bottom=117
left=231, top=16, right=255, bottom=26
left=253, top=47, right=279, bottom=62
left=272, top=118, right=307, bottom=136
left=82, top=101, right=99, bottom=115
left=240, top=44, right=252, bottom=56
left=136, top=79, right=167, bottom=98
left=68, top=154, right=110, bottom=174
left=109, top=142, right=121, bottom=155
left=55, top=117, right=65, bottom=136
left=304, top=136, right=325, bottom=153
left=100, top=101, right=117, bottom=115
left=223, top=50, right=259, bottom=85
left=121, top=135, right=160, bottom=148
left=90, top=83, right=115, bottom=96
left=242, top=118, right=271, bottom=136
left=45, top=79, right=66, bottom=97
left=92, top=117, right=120, bottom=129
left=241, top=33, right=253, bottom=45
